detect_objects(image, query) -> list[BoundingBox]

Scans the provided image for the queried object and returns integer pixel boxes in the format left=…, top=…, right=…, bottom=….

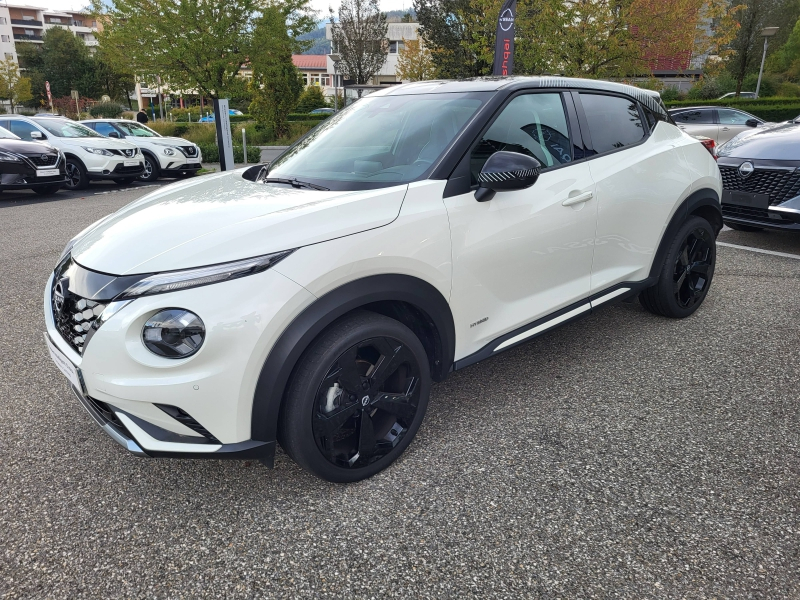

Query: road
left=1, top=181, right=799, bottom=598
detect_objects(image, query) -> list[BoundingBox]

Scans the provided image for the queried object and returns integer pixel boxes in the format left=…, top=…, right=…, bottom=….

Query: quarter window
left=580, top=93, right=644, bottom=154
left=471, top=93, right=573, bottom=183
left=671, top=108, right=713, bottom=124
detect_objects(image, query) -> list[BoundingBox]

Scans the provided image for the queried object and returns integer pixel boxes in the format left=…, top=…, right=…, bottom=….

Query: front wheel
left=640, top=216, right=716, bottom=318
left=279, top=311, right=431, bottom=483
left=139, top=155, right=160, bottom=182
left=64, top=159, right=88, bottom=190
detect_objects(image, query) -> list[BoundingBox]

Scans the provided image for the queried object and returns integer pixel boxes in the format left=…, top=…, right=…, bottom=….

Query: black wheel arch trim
left=250, top=274, right=455, bottom=444
left=649, top=188, right=722, bottom=280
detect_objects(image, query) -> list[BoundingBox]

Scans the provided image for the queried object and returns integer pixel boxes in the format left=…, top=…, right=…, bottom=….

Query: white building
left=325, top=22, right=420, bottom=86
left=0, top=2, right=100, bottom=63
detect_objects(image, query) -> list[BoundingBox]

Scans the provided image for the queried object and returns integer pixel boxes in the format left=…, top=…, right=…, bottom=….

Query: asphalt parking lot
left=1, top=182, right=799, bottom=599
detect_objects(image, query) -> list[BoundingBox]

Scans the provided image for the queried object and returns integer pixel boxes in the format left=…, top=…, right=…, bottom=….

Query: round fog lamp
left=142, top=309, right=205, bottom=358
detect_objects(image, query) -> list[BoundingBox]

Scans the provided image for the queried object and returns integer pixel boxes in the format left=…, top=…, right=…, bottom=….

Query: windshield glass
left=0, top=125, right=18, bottom=139
left=116, top=121, right=161, bottom=137
left=268, top=92, right=489, bottom=188
left=35, top=119, right=102, bottom=138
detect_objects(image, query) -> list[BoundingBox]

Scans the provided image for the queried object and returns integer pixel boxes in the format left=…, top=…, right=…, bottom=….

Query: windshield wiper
left=263, top=177, right=329, bottom=191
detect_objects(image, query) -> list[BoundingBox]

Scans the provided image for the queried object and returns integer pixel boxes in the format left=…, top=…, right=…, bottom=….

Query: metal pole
left=755, top=36, right=769, bottom=99
left=242, top=128, right=247, bottom=165
left=334, top=68, right=338, bottom=112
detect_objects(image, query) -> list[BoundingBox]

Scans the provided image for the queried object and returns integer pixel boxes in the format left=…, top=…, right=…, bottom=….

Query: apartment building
left=0, top=2, right=100, bottom=63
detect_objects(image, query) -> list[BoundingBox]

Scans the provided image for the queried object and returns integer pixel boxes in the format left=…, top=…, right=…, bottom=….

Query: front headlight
left=0, top=150, right=21, bottom=162
left=162, top=147, right=176, bottom=156
left=118, top=250, right=295, bottom=299
left=83, top=147, right=114, bottom=156
left=142, top=309, right=205, bottom=358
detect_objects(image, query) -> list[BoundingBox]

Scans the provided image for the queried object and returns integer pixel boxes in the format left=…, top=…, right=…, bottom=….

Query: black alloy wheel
left=280, top=311, right=431, bottom=482
left=640, top=216, right=716, bottom=319
left=672, top=226, right=713, bottom=310
left=64, top=160, right=88, bottom=190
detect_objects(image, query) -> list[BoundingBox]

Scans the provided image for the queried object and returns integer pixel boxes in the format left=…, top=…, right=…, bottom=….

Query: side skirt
left=452, top=279, right=656, bottom=371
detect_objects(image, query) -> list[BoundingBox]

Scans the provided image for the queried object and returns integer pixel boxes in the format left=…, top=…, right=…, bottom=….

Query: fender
left=649, top=188, right=722, bottom=279
left=250, top=274, right=455, bottom=445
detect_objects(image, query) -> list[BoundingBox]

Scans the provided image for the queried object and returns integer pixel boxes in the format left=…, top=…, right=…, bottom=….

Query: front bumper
left=161, top=162, right=202, bottom=176
left=88, top=162, right=145, bottom=180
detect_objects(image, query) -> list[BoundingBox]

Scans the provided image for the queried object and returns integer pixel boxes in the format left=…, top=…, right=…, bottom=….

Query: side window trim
left=573, top=90, right=648, bottom=160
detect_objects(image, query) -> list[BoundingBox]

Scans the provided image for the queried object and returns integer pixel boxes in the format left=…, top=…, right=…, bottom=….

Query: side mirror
left=745, top=119, right=759, bottom=128
left=30, top=130, right=44, bottom=139
left=108, top=131, right=121, bottom=138
left=475, top=151, right=541, bottom=202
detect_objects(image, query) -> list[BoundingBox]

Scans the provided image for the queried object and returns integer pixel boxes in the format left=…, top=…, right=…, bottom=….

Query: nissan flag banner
left=492, top=0, right=517, bottom=76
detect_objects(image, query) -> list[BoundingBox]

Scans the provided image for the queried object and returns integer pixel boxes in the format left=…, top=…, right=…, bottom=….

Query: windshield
left=268, top=92, right=489, bottom=189
left=35, top=119, right=102, bottom=138
left=0, top=125, right=18, bottom=139
left=116, top=121, right=161, bottom=137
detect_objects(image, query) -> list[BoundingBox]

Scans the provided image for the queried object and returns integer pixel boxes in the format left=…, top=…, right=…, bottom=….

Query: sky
left=15, top=0, right=413, bottom=19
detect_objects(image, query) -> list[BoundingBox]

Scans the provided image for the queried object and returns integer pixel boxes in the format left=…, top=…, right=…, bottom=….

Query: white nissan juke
left=44, top=78, right=722, bottom=482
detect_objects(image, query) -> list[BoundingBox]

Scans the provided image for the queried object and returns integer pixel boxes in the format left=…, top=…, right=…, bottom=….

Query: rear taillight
left=700, top=138, right=717, bottom=160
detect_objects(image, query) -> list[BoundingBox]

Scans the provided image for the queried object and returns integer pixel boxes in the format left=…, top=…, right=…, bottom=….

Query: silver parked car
left=668, top=106, right=763, bottom=145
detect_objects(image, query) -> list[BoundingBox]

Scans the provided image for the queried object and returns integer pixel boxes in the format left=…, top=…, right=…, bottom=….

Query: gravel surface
left=1, top=186, right=799, bottom=599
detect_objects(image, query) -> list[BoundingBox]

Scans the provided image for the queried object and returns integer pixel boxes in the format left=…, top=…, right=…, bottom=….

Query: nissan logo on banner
left=493, top=0, right=517, bottom=76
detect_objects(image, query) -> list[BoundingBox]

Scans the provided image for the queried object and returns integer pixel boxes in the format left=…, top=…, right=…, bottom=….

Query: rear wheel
left=725, top=222, right=763, bottom=232
left=139, top=155, right=160, bottom=182
left=32, top=184, right=62, bottom=195
left=64, top=159, right=88, bottom=190
left=279, top=311, right=431, bottom=483
left=640, top=216, right=716, bottom=318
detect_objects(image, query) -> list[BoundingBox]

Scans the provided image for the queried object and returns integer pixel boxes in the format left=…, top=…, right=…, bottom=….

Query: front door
left=445, top=92, right=598, bottom=359
left=716, top=108, right=757, bottom=144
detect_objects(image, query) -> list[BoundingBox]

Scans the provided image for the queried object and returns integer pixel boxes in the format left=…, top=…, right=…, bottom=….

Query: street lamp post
left=755, top=27, right=779, bottom=99
left=330, top=52, right=341, bottom=112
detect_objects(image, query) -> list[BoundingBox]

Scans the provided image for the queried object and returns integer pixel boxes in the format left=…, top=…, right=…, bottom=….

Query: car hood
left=140, top=136, right=194, bottom=147
left=70, top=170, right=408, bottom=275
left=0, top=139, right=58, bottom=154
left=718, top=122, right=800, bottom=159
left=58, top=136, right=137, bottom=149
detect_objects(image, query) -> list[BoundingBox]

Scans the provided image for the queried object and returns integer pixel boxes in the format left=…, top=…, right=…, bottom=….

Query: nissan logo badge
left=53, top=280, right=66, bottom=312
left=738, top=161, right=754, bottom=177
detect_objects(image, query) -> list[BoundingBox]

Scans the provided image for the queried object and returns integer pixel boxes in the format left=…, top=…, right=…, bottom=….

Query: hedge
left=665, top=97, right=800, bottom=122
left=287, top=113, right=330, bottom=122
left=197, top=142, right=260, bottom=164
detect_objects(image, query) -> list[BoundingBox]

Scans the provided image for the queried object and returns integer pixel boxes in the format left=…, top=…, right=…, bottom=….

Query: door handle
left=721, top=127, right=730, bottom=131
left=562, top=191, right=593, bottom=207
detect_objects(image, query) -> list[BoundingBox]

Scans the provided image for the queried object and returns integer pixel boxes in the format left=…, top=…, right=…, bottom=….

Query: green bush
left=197, top=142, right=260, bottom=163
left=296, top=86, right=328, bottom=114
left=777, top=82, right=800, bottom=98
left=287, top=113, right=329, bottom=122
left=169, top=107, right=203, bottom=122
left=742, top=73, right=778, bottom=97
left=659, top=86, right=683, bottom=102
left=90, top=102, right=125, bottom=118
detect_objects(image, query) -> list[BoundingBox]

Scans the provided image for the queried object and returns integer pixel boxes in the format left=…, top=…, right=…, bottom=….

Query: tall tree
left=40, top=27, right=95, bottom=98
left=249, top=1, right=315, bottom=136
left=15, top=42, right=46, bottom=107
left=0, top=57, right=33, bottom=113
left=396, top=37, right=436, bottom=80
left=726, top=0, right=785, bottom=94
left=330, top=0, right=389, bottom=84
left=93, top=47, right=136, bottom=108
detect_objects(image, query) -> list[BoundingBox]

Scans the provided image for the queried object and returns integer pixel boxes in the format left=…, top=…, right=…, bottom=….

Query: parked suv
left=0, top=125, right=67, bottom=194
left=0, top=116, right=143, bottom=190
left=44, top=78, right=722, bottom=482
left=80, top=119, right=202, bottom=181
left=668, top=106, right=763, bottom=145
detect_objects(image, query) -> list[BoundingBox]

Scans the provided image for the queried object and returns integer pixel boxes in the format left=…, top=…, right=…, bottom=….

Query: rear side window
left=672, top=109, right=714, bottom=124
left=580, top=93, right=644, bottom=154
left=471, top=93, right=573, bottom=183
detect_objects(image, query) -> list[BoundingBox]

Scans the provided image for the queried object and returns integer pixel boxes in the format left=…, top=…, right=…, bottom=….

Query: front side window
left=93, top=122, right=120, bottom=137
left=116, top=121, right=160, bottom=137
left=8, top=120, right=42, bottom=140
left=717, top=108, right=756, bottom=125
left=580, top=93, right=644, bottom=154
left=672, top=108, right=713, bottom=124
left=35, top=119, right=102, bottom=138
left=470, top=93, right=573, bottom=183
left=268, top=92, right=488, bottom=189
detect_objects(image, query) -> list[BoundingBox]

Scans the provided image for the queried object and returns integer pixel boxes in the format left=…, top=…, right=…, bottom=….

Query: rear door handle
left=562, top=191, right=593, bottom=207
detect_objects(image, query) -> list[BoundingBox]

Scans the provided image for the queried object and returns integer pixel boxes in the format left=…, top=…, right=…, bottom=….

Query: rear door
left=672, top=108, right=718, bottom=142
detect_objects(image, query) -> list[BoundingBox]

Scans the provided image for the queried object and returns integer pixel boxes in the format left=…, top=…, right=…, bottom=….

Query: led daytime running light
left=118, top=250, right=294, bottom=299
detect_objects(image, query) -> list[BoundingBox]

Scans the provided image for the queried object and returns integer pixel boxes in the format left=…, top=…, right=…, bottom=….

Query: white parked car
left=44, top=78, right=722, bottom=482
left=80, top=119, right=202, bottom=181
left=0, top=116, right=143, bottom=189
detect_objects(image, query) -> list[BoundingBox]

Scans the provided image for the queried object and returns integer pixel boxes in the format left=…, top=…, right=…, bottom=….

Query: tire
left=64, top=159, right=89, bottom=190
left=725, top=222, right=763, bottom=232
left=279, top=311, right=431, bottom=483
left=640, top=216, right=716, bottom=319
left=114, top=177, right=137, bottom=185
left=32, top=184, right=62, bottom=195
left=139, top=155, right=160, bottom=182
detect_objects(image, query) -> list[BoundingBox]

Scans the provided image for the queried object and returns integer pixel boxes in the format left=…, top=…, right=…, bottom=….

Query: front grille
left=112, top=164, right=142, bottom=174
left=719, top=166, right=800, bottom=206
left=180, top=145, right=198, bottom=157
left=25, top=154, right=58, bottom=167
left=51, top=280, right=107, bottom=354
left=111, top=149, right=137, bottom=158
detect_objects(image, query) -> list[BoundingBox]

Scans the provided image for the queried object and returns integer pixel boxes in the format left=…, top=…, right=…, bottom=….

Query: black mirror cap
left=745, top=119, right=759, bottom=127
left=476, top=151, right=541, bottom=201
left=108, top=131, right=121, bottom=138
